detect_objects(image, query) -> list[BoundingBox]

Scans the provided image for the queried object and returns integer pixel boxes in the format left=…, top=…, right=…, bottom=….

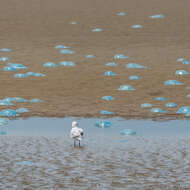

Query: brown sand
left=0, top=0, right=190, bottom=119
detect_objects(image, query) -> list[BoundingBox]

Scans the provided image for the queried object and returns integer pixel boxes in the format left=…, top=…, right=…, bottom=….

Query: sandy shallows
left=0, top=0, right=190, bottom=119
left=0, top=136, right=189, bottom=189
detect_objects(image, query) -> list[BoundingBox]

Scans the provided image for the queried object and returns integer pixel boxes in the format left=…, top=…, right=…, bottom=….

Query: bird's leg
left=79, top=140, right=80, bottom=147
left=74, top=140, right=76, bottom=147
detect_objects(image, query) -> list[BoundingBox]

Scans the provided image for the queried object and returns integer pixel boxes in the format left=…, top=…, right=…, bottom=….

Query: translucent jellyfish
left=126, top=63, right=146, bottom=69
left=29, top=99, right=43, bottom=103
left=182, top=60, right=190, bottom=65
left=187, top=94, right=190, bottom=98
left=7, top=63, right=27, bottom=69
left=3, top=97, right=13, bottom=102
left=16, top=108, right=29, bottom=113
left=105, top=62, right=118, bottom=67
left=0, top=118, right=9, bottom=125
left=34, top=73, right=46, bottom=77
left=177, top=58, right=185, bottom=62
left=59, top=61, right=76, bottom=67
left=104, top=71, right=117, bottom=76
left=129, top=75, right=141, bottom=80
left=165, top=102, right=177, bottom=108
left=60, top=49, right=75, bottom=54
left=186, top=86, right=190, bottom=90
left=130, top=25, right=143, bottom=29
left=117, top=12, right=127, bottom=16
left=114, top=54, right=130, bottom=59
left=43, top=62, right=57, bottom=67
left=120, top=129, right=136, bottom=136
left=149, top=14, right=164, bottom=19
left=0, top=57, right=8, bottom=61
left=176, top=106, right=190, bottom=114
left=0, top=131, right=7, bottom=135
left=3, top=66, right=19, bottom=71
left=155, top=97, right=168, bottom=101
left=86, top=55, right=95, bottom=59
left=14, top=73, right=29, bottom=78
left=95, top=121, right=112, bottom=128
left=25, top=72, right=46, bottom=77
left=16, top=161, right=34, bottom=166
left=100, top=110, right=114, bottom=115
left=0, top=48, right=12, bottom=52
left=164, top=80, right=182, bottom=85
left=0, top=109, right=18, bottom=117
left=118, top=85, right=135, bottom=91
left=92, top=28, right=102, bottom=32
left=4, top=97, right=27, bottom=103
left=141, top=103, right=152, bottom=108
left=0, top=100, right=14, bottom=106
left=26, top=72, right=36, bottom=76
left=175, top=70, right=189, bottom=75
left=55, top=45, right=69, bottom=49
left=101, top=96, right=115, bottom=101
left=2, top=98, right=12, bottom=102
left=150, top=108, right=168, bottom=113
left=176, top=58, right=190, bottom=64
left=71, top=21, right=77, bottom=24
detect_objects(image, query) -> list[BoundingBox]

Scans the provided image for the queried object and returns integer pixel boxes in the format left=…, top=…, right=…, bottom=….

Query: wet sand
left=0, top=136, right=190, bottom=189
left=0, top=0, right=190, bottom=119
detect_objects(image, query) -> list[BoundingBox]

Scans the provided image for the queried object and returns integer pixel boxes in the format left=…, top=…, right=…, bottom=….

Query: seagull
left=70, top=121, right=84, bottom=147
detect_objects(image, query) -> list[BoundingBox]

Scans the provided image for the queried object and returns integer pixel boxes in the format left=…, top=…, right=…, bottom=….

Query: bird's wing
left=70, top=128, right=81, bottom=138
left=78, top=128, right=83, bottom=133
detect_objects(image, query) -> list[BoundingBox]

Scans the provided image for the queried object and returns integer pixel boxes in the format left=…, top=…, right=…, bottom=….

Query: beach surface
left=0, top=0, right=190, bottom=118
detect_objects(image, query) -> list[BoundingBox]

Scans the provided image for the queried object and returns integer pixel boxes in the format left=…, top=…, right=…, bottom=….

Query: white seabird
left=70, top=121, right=84, bottom=147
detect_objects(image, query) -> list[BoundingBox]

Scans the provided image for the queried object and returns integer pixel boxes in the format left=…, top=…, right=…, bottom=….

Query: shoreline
left=5, top=111, right=189, bottom=121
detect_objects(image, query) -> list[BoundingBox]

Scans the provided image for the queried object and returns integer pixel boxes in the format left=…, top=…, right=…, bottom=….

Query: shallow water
left=4, top=117, right=190, bottom=138
left=1, top=117, right=190, bottom=189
